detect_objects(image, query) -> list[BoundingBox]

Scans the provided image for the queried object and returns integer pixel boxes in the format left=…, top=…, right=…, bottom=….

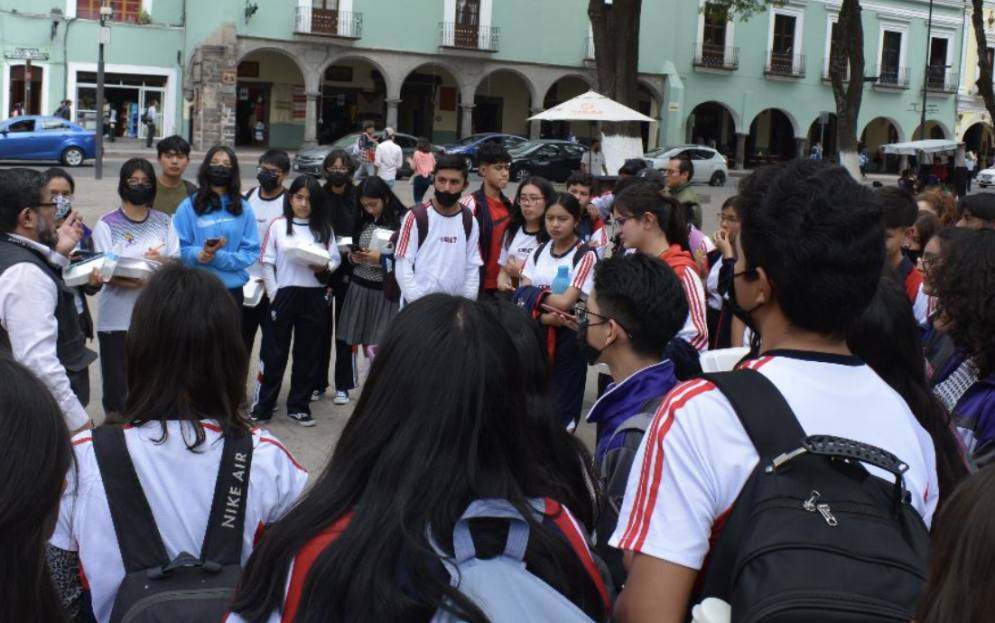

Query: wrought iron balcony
left=765, top=52, right=805, bottom=79
left=439, top=22, right=499, bottom=52
left=295, top=8, right=362, bottom=39
left=693, top=43, right=739, bottom=71
left=875, top=65, right=911, bottom=89
left=925, top=67, right=958, bottom=93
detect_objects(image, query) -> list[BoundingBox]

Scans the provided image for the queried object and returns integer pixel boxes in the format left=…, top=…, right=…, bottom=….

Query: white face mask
left=54, top=195, right=73, bottom=220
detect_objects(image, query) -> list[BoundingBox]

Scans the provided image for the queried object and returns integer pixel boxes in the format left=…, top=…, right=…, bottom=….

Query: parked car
left=0, top=115, right=96, bottom=167
left=440, top=133, right=528, bottom=171
left=977, top=168, right=995, bottom=188
left=508, top=140, right=587, bottom=183
left=293, top=132, right=445, bottom=179
left=643, top=144, right=728, bottom=187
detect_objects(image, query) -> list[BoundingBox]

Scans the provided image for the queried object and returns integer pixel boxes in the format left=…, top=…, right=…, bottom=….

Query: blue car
left=0, top=115, right=96, bottom=167
left=441, top=133, right=527, bottom=171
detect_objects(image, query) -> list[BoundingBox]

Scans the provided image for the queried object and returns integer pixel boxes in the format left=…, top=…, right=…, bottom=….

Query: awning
left=527, top=91, right=654, bottom=123
left=880, top=139, right=961, bottom=155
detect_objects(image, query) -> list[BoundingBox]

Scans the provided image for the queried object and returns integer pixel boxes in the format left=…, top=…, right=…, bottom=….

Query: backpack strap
left=572, top=243, right=593, bottom=268
left=200, top=432, right=254, bottom=567
left=460, top=204, right=474, bottom=241
left=92, top=426, right=171, bottom=572
left=451, top=499, right=544, bottom=564
left=413, top=201, right=430, bottom=249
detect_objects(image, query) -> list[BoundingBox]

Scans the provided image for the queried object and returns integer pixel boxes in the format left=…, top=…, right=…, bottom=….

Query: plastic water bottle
left=101, top=244, right=121, bottom=283
left=551, top=265, right=570, bottom=294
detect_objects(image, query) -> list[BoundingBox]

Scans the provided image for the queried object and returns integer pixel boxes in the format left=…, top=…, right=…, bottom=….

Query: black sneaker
left=287, top=412, right=316, bottom=427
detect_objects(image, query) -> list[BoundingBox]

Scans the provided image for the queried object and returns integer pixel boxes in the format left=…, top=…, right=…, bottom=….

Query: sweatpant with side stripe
left=251, top=287, right=328, bottom=416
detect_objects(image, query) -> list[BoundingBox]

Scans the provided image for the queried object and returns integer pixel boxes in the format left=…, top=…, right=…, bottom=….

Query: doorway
left=8, top=65, right=45, bottom=116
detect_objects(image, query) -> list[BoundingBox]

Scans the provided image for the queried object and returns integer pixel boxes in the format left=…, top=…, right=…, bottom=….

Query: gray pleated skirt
left=337, top=281, right=399, bottom=346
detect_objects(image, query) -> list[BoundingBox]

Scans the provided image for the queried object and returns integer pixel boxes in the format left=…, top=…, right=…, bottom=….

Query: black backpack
left=698, top=370, right=930, bottom=623
left=92, top=425, right=254, bottom=623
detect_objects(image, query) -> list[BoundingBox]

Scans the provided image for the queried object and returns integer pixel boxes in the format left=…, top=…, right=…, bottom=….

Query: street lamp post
left=920, top=0, right=934, bottom=141
left=95, top=0, right=111, bottom=180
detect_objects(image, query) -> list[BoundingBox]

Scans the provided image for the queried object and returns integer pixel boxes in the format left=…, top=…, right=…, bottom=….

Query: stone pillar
left=794, top=137, right=806, bottom=160
left=386, top=98, right=401, bottom=131
left=529, top=106, right=543, bottom=140
left=460, top=103, right=475, bottom=139
left=191, top=44, right=238, bottom=150
left=303, top=92, right=320, bottom=147
left=734, top=132, right=747, bottom=170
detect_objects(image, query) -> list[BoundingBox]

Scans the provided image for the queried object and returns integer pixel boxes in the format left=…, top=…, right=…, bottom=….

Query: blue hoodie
left=586, top=359, right=679, bottom=462
left=172, top=194, right=260, bottom=288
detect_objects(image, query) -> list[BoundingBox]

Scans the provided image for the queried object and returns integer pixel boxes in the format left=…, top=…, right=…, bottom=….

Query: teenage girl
left=338, top=176, right=407, bottom=352
left=613, top=182, right=709, bottom=353
left=497, top=176, right=554, bottom=293
left=707, top=196, right=747, bottom=349
left=521, top=192, right=599, bottom=430
left=250, top=175, right=340, bottom=427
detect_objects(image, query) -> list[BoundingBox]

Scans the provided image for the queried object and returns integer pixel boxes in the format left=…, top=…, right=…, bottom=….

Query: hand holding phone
left=541, top=304, right=576, bottom=321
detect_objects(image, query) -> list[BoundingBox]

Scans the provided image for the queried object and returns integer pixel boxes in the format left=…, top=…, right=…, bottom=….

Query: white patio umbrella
left=527, top=90, right=654, bottom=123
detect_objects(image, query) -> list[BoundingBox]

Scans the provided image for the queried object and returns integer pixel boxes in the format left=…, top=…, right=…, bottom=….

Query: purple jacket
left=935, top=349, right=995, bottom=468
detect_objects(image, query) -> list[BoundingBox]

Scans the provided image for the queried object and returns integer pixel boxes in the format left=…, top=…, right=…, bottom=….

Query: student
left=251, top=175, right=340, bottom=427
left=51, top=264, right=307, bottom=623
left=611, top=160, right=939, bottom=623
left=93, top=158, right=176, bottom=418
left=338, top=176, right=406, bottom=350
left=0, top=357, right=75, bottom=623
left=591, top=159, right=648, bottom=221
left=460, top=141, right=512, bottom=300
left=662, top=156, right=702, bottom=230
left=497, top=176, right=553, bottom=293
left=956, top=193, right=995, bottom=230
left=567, top=172, right=609, bottom=258
left=876, top=186, right=929, bottom=325
left=520, top=192, right=599, bottom=429
left=228, top=295, right=609, bottom=623
left=909, top=209, right=940, bottom=267
left=916, top=465, right=995, bottom=623
left=930, top=228, right=995, bottom=468
left=707, top=196, right=746, bottom=349
left=580, top=253, right=688, bottom=592
left=408, top=137, right=436, bottom=203
left=153, top=135, right=197, bottom=216
left=917, top=187, right=958, bottom=226
left=314, top=149, right=360, bottom=405
left=395, top=155, right=482, bottom=303
left=171, top=145, right=260, bottom=306
left=354, top=123, right=378, bottom=182
left=612, top=183, right=708, bottom=353
left=373, top=127, right=403, bottom=188
left=242, top=149, right=290, bottom=353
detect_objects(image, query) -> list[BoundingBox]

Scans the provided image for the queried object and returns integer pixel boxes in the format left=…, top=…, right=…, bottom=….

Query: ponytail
left=613, top=182, right=689, bottom=252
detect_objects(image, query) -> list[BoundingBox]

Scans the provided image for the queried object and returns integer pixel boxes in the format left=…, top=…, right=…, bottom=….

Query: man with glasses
left=663, top=156, right=702, bottom=230
left=0, top=168, right=96, bottom=433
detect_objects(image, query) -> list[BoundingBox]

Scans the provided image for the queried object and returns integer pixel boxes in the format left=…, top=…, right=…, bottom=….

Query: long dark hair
left=0, top=356, right=73, bottom=623
left=916, top=465, right=995, bottom=623
left=322, top=148, right=356, bottom=188
left=192, top=145, right=243, bottom=216
left=506, top=176, right=554, bottom=247
left=117, top=158, right=157, bottom=206
left=114, top=264, right=250, bottom=449
left=847, top=275, right=968, bottom=510
left=231, top=295, right=605, bottom=623
left=355, top=175, right=408, bottom=238
left=613, top=182, right=690, bottom=252
left=284, top=175, right=334, bottom=244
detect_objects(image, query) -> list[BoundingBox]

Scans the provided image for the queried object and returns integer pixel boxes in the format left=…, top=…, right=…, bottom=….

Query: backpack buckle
left=765, top=446, right=809, bottom=473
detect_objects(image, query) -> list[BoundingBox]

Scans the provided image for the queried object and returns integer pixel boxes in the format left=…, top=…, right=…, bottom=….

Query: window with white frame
left=697, top=2, right=736, bottom=68
left=877, top=24, right=908, bottom=87
left=927, top=33, right=953, bottom=90
left=767, top=8, right=803, bottom=75
left=443, top=0, right=493, bottom=49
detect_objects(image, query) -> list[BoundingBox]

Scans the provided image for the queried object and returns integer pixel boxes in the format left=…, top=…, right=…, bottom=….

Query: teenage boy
left=956, top=193, right=995, bottom=230
left=153, top=135, right=197, bottom=216
left=567, top=172, right=609, bottom=258
left=354, top=124, right=378, bottom=182
left=592, top=159, right=649, bottom=220
left=460, top=142, right=511, bottom=299
left=243, top=149, right=290, bottom=353
left=396, top=155, right=482, bottom=303
left=611, top=160, right=939, bottom=623
left=663, top=156, right=702, bottom=230
left=876, top=186, right=929, bottom=325
left=579, top=253, right=688, bottom=593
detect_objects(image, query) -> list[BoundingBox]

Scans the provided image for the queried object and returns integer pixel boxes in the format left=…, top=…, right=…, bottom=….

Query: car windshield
left=510, top=140, right=545, bottom=156
left=456, top=134, right=493, bottom=146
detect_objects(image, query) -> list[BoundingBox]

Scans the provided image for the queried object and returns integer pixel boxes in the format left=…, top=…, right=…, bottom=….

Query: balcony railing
left=765, top=52, right=805, bottom=78
left=821, top=60, right=850, bottom=82
left=439, top=22, right=499, bottom=51
left=875, top=65, right=911, bottom=89
left=692, top=43, right=739, bottom=71
left=295, top=8, right=362, bottom=38
left=925, top=67, right=958, bottom=93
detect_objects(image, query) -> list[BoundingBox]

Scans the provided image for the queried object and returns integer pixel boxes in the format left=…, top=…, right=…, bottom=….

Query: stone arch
left=319, top=55, right=396, bottom=99
left=747, top=108, right=798, bottom=163
left=861, top=116, right=905, bottom=145
left=861, top=117, right=904, bottom=174
left=469, top=67, right=540, bottom=108
left=687, top=100, right=741, bottom=144
left=235, top=45, right=308, bottom=86
left=397, top=62, right=464, bottom=142
left=538, top=74, right=595, bottom=140
left=912, top=119, right=952, bottom=141
left=234, top=48, right=308, bottom=148
left=469, top=68, right=539, bottom=136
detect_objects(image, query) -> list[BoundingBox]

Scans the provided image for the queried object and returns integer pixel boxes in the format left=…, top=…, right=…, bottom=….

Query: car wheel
left=709, top=171, right=726, bottom=187
left=464, top=156, right=475, bottom=172
left=514, top=167, right=531, bottom=183
left=62, top=147, right=85, bottom=167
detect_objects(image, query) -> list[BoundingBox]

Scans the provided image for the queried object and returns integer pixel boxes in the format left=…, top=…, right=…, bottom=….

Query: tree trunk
left=829, top=0, right=864, bottom=178
left=588, top=0, right=644, bottom=171
left=972, top=0, right=995, bottom=128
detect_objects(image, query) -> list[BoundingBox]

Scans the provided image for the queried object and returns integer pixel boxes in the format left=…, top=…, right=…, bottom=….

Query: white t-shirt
left=52, top=421, right=308, bottom=623
left=706, top=255, right=724, bottom=312
left=374, top=139, right=404, bottom=182
left=610, top=353, right=940, bottom=570
left=245, top=187, right=286, bottom=280
left=395, top=203, right=483, bottom=302
left=499, top=227, right=540, bottom=267
left=260, top=217, right=340, bottom=294
left=92, top=208, right=176, bottom=332
left=522, top=240, right=597, bottom=296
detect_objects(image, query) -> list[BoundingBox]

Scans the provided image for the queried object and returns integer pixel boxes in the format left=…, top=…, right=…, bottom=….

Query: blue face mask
left=54, top=195, right=73, bottom=220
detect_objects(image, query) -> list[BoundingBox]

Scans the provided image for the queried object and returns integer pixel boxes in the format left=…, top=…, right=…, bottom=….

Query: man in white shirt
left=611, top=160, right=940, bottom=623
left=374, top=127, right=404, bottom=188
left=582, top=139, right=609, bottom=177
left=145, top=100, right=158, bottom=148
left=0, top=168, right=96, bottom=433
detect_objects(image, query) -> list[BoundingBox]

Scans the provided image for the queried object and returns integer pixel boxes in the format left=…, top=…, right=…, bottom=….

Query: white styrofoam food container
left=336, top=237, right=353, bottom=254
left=63, top=255, right=106, bottom=287
left=368, top=228, right=394, bottom=253
left=243, top=280, right=265, bottom=308
left=286, top=243, right=331, bottom=266
left=114, top=257, right=157, bottom=280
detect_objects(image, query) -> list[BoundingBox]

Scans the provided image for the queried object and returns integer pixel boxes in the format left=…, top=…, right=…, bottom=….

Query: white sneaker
left=333, top=390, right=350, bottom=405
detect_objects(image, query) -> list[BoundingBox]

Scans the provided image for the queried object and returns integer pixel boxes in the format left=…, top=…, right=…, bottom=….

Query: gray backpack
left=430, top=499, right=599, bottom=623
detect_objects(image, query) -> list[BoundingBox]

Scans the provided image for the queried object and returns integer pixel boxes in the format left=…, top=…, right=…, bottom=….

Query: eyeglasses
left=257, top=167, right=281, bottom=175
left=921, top=257, right=938, bottom=275
left=126, top=181, right=153, bottom=189
left=520, top=195, right=545, bottom=205
left=664, top=169, right=681, bottom=176
left=614, top=215, right=633, bottom=226
left=718, top=213, right=740, bottom=225
left=573, top=304, right=609, bottom=325
left=325, top=167, right=350, bottom=174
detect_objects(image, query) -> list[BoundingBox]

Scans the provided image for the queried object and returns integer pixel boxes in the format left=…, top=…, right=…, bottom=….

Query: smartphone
left=205, top=237, right=222, bottom=246
left=541, top=304, right=576, bottom=322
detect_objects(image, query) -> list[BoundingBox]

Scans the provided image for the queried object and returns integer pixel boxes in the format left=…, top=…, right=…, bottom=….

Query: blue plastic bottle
left=551, top=265, right=570, bottom=294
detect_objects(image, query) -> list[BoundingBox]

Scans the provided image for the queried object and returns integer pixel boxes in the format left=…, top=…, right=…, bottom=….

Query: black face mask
left=905, top=249, right=923, bottom=266
left=257, top=170, right=282, bottom=192
left=327, top=173, right=350, bottom=187
left=123, top=184, right=155, bottom=207
left=727, top=270, right=763, bottom=336
left=434, top=189, right=462, bottom=208
left=576, top=317, right=608, bottom=366
left=207, top=165, right=234, bottom=187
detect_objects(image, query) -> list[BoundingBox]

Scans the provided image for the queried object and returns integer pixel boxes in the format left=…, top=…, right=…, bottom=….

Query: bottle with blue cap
left=551, top=265, right=570, bottom=294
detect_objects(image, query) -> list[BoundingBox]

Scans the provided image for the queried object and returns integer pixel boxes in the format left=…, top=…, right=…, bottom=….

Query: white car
left=977, top=168, right=995, bottom=188
left=644, top=144, right=729, bottom=187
